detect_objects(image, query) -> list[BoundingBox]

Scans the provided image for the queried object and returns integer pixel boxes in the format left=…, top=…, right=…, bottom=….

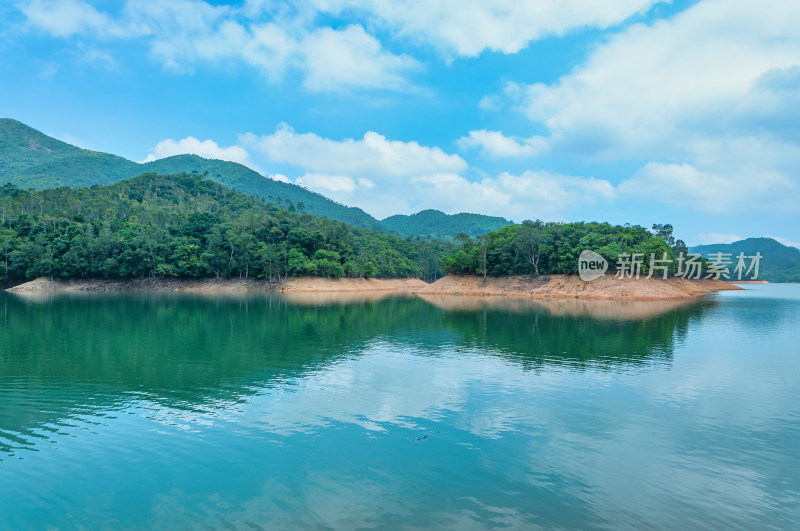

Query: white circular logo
left=578, top=250, right=608, bottom=281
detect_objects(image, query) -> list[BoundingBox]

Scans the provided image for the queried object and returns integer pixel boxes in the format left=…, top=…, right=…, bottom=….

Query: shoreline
left=5, top=276, right=428, bottom=295
left=6, top=274, right=741, bottom=300
left=414, top=274, right=742, bottom=300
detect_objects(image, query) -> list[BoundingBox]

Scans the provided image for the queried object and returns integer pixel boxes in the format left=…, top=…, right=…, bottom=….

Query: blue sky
left=1, top=0, right=799, bottom=247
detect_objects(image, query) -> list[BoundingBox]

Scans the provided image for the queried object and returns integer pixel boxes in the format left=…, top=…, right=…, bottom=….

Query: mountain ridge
left=0, top=118, right=381, bottom=229
left=690, top=237, right=800, bottom=282
left=1, top=118, right=516, bottom=238
left=382, top=208, right=512, bottom=239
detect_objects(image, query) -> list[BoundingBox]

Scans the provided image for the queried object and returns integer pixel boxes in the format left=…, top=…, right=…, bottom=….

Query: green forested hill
left=442, top=220, right=679, bottom=277
left=0, top=117, right=135, bottom=187
left=1, top=119, right=531, bottom=238
left=142, top=154, right=380, bottom=228
left=382, top=209, right=512, bottom=239
left=690, top=237, right=800, bottom=282
left=0, top=173, right=454, bottom=283
left=0, top=118, right=380, bottom=229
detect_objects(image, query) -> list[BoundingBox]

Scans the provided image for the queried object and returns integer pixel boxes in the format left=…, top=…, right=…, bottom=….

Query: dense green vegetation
left=442, top=220, right=686, bottom=276
left=0, top=173, right=454, bottom=283
left=145, top=155, right=381, bottom=229
left=0, top=118, right=380, bottom=228
left=381, top=209, right=512, bottom=239
left=691, top=237, right=800, bottom=282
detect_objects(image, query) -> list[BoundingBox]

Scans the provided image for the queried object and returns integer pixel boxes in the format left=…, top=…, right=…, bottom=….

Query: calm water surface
left=1, top=285, right=798, bottom=529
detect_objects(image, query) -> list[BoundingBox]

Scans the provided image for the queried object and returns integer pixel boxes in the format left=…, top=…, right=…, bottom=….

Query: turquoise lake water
left=1, top=285, right=798, bottom=529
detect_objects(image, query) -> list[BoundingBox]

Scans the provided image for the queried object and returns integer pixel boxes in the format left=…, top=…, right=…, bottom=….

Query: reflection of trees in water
left=0, top=293, right=430, bottom=394
left=0, top=293, right=448, bottom=451
left=0, top=293, right=715, bottom=452
left=436, top=296, right=716, bottom=369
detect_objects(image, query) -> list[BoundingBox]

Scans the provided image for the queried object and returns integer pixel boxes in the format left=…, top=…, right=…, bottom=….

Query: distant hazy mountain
left=0, top=118, right=380, bottom=229
left=382, top=209, right=512, bottom=239
left=690, top=237, right=800, bottom=282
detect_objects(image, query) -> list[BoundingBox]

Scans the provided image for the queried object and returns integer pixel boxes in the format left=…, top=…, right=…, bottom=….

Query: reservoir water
left=1, top=285, right=798, bottom=529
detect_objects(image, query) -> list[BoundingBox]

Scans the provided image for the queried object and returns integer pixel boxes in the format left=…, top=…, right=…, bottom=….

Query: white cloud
left=764, top=235, right=800, bottom=250
left=122, top=0, right=235, bottom=69
left=496, top=170, right=616, bottom=206
left=300, top=25, right=418, bottom=92
left=695, top=233, right=744, bottom=245
left=241, top=123, right=467, bottom=179
left=21, top=0, right=120, bottom=38
left=457, top=130, right=547, bottom=158
left=19, top=0, right=663, bottom=91
left=314, top=0, right=662, bottom=58
left=520, top=0, right=800, bottom=157
left=288, top=169, right=615, bottom=221
left=239, top=124, right=617, bottom=220
left=477, top=94, right=501, bottom=112
left=269, top=173, right=291, bottom=183
left=617, top=147, right=799, bottom=214
left=618, top=161, right=795, bottom=213
left=502, top=0, right=800, bottom=212
left=296, top=173, right=358, bottom=193
left=241, top=124, right=613, bottom=218
left=126, top=122, right=620, bottom=220
left=20, top=0, right=419, bottom=92
left=142, top=136, right=259, bottom=171
left=403, top=171, right=616, bottom=220
left=132, top=9, right=418, bottom=91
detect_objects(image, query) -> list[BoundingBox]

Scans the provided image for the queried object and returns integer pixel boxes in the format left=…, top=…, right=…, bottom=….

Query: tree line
left=442, top=220, right=688, bottom=277
left=0, top=174, right=454, bottom=284
left=0, top=172, right=691, bottom=285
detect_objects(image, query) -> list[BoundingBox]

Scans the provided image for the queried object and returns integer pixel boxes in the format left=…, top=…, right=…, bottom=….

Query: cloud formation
left=312, top=0, right=662, bottom=58
left=242, top=124, right=613, bottom=219
left=241, top=123, right=467, bottom=178
left=22, top=0, right=120, bottom=38
left=142, top=136, right=258, bottom=171
left=20, top=0, right=419, bottom=92
left=457, top=130, right=546, bottom=158
left=499, top=0, right=800, bottom=213
left=19, top=0, right=663, bottom=91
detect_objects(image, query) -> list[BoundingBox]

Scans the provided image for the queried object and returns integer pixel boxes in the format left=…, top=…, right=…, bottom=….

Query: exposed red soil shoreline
left=7, top=274, right=741, bottom=300
left=413, top=274, right=742, bottom=300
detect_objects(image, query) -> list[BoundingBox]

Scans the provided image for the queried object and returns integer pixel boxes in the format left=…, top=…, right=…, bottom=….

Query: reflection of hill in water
left=437, top=296, right=713, bottom=369
left=416, top=294, right=700, bottom=320
left=0, top=293, right=715, bottom=452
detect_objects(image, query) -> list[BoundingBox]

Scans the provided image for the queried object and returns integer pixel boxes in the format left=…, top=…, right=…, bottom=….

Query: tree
left=652, top=223, right=675, bottom=247
left=286, top=248, right=308, bottom=276
left=515, top=221, right=544, bottom=276
left=257, top=242, right=281, bottom=282
left=363, top=260, right=377, bottom=278
left=202, top=227, right=229, bottom=277
left=477, top=234, right=489, bottom=281
left=0, top=228, right=15, bottom=281
left=313, top=249, right=345, bottom=278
